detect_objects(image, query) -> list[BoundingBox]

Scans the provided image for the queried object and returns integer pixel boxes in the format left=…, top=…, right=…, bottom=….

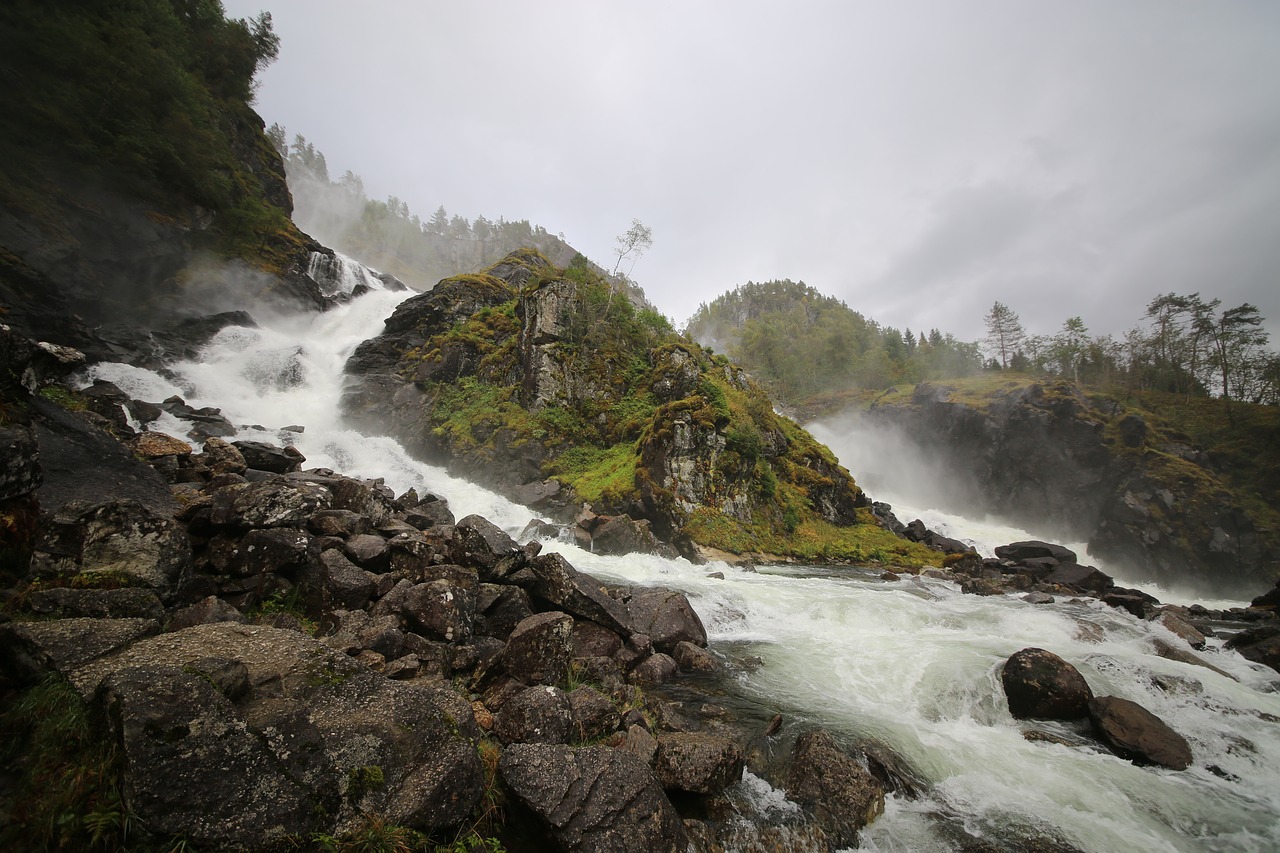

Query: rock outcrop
left=865, top=380, right=1279, bottom=596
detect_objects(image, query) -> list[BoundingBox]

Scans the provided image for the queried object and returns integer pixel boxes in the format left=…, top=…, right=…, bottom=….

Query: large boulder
left=625, top=588, right=707, bottom=653
left=1225, top=625, right=1280, bottom=674
left=652, top=732, right=745, bottom=795
left=209, top=480, right=332, bottom=529
left=995, top=541, right=1078, bottom=563
left=783, top=729, right=886, bottom=847
left=29, top=499, right=192, bottom=601
left=508, top=552, right=634, bottom=637
left=499, top=743, right=687, bottom=853
left=1001, top=648, right=1094, bottom=720
left=1087, top=696, right=1193, bottom=770
left=494, top=685, right=573, bottom=745
left=1043, top=562, right=1114, bottom=594
left=500, top=611, right=574, bottom=686
left=80, top=623, right=484, bottom=846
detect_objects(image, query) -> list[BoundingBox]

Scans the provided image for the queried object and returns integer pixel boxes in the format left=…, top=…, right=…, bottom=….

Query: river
left=79, top=257, right=1280, bottom=852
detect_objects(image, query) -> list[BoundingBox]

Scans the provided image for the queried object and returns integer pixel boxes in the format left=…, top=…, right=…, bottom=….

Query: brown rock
left=1088, top=696, right=1193, bottom=770
left=652, top=732, right=745, bottom=794
left=1002, top=647, right=1094, bottom=720
left=784, top=729, right=885, bottom=847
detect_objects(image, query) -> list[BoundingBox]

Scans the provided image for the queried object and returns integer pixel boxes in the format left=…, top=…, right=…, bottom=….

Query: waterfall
left=78, top=269, right=1280, bottom=853
left=305, top=249, right=382, bottom=297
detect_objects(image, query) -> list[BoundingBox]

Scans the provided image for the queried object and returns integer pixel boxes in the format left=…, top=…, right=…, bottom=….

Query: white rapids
left=77, top=270, right=1280, bottom=852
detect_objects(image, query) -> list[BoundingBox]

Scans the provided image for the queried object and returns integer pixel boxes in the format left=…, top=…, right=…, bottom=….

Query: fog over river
left=81, top=260, right=1280, bottom=852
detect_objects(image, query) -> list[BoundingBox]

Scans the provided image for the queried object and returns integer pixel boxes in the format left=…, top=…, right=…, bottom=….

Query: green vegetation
left=0, top=0, right=309, bottom=270
left=685, top=280, right=982, bottom=413
left=37, top=384, right=88, bottom=412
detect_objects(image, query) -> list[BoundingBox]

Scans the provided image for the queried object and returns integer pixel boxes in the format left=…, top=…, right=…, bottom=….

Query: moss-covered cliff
left=344, top=251, right=938, bottom=567
left=860, top=376, right=1280, bottom=596
left=0, top=1, right=342, bottom=354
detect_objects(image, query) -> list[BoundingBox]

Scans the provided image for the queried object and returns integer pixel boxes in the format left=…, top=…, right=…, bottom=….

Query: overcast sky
left=224, top=0, right=1280, bottom=344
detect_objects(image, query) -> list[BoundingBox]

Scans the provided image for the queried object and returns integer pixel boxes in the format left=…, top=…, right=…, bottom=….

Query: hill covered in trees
left=270, top=128, right=583, bottom=290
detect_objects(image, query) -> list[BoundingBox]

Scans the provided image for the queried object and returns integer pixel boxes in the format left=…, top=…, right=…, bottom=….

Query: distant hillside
left=684, top=280, right=981, bottom=415
left=273, top=130, right=589, bottom=291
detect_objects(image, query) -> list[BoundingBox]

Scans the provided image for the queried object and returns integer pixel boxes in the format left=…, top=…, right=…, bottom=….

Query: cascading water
left=79, top=273, right=1280, bottom=852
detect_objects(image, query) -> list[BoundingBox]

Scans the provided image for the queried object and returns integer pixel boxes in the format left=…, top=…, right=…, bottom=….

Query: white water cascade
left=78, top=276, right=1280, bottom=852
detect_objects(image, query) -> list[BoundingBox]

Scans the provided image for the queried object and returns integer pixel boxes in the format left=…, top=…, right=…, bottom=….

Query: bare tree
left=612, top=219, right=653, bottom=276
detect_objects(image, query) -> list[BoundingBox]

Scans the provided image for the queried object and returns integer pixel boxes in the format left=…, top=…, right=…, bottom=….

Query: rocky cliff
left=342, top=251, right=933, bottom=566
left=863, top=378, right=1280, bottom=597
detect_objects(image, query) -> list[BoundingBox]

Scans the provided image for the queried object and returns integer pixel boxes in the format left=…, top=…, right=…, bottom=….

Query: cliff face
left=341, top=251, right=916, bottom=564
left=865, top=379, right=1279, bottom=597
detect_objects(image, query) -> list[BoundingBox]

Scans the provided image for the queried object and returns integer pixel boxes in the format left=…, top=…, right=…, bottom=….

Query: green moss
left=37, top=384, right=87, bottom=412
left=549, top=443, right=639, bottom=506
left=347, top=764, right=386, bottom=801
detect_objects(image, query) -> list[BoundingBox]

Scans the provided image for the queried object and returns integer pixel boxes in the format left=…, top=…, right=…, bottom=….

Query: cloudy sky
left=224, top=0, right=1280, bottom=344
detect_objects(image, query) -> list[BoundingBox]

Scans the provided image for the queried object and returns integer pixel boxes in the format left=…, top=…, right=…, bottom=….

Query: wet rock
left=133, top=432, right=192, bottom=460
left=1153, top=611, right=1206, bottom=649
left=202, top=437, right=247, bottom=475
left=672, top=640, right=721, bottom=673
left=571, top=620, right=624, bottom=658
left=475, top=584, right=534, bottom=640
left=653, top=732, right=745, bottom=794
left=568, top=685, right=621, bottom=742
left=232, top=440, right=304, bottom=474
left=501, top=611, right=574, bottom=685
left=1044, top=562, right=1114, bottom=594
left=318, top=549, right=376, bottom=610
left=402, top=579, right=476, bottom=644
left=509, top=552, right=633, bottom=636
left=630, top=652, right=679, bottom=685
left=1002, top=648, right=1094, bottom=720
left=494, top=685, right=573, bottom=744
left=784, top=729, right=886, bottom=847
left=591, top=515, right=672, bottom=557
left=0, top=617, right=160, bottom=686
left=342, top=533, right=391, bottom=571
left=221, top=527, right=310, bottom=578
left=27, top=587, right=164, bottom=621
left=499, top=743, right=687, bottom=853
left=625, top=588, right=707, bottom=652
left=405, top=500, right=455, bottom=531
left=1023, top=592, right=1056, bottom=604
left=30, top=498, right=192, bottom=601
left=451, top=514, right=519, bottom=573
left=1088, top=696, right=1193, bottom=770
left=1225, top=624, right=1280, bottom=674
left=209, top=480, right=332, bottom=529
left=168, top=596, right=250, bottom=632
left=995, top=541, right=1078, bottom=563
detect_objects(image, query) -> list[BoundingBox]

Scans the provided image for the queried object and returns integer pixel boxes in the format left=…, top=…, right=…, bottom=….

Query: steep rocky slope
left=343, top=251, right=935, bottom=566
left=861, top=377, right=1280, bottom=597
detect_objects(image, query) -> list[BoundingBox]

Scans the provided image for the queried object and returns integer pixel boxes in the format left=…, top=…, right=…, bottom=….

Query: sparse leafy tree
left=612, top=219, right=653, bottom=276
left=983, top=301, right=1026, bottom=370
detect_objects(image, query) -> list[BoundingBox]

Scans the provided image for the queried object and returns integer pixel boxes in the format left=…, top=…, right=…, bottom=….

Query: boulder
left=501, top=611, right=574, bottom=686
left=1044, top=562, right=1114, bottom=594
left=1087, top=696, right=1193, bottom=770
left=30, top=498, right=192, bottom=601
left=317, top=549, right=376, bottom=611
left=308, top=509, right=373, bottom=538
left=672, top=640, right=721, bottom=673
left=220, top=527, right=310, bottom=578
left=451, top=514, right=519, bottom=573
left=629, top=652, right=678, bottom=685
left=652, top=732, right=745, bottom=794
left=494, top=685, right=573, bottom=745
left=625, top=588, right=707, bottom=652
left=567, top=685, right=621, bottom=742
left=499, top=743, right=687, bottom=853
left=201, top=437, right=247, bottom=475
left=405, top=500, right=456, bottom=530
left=590, top=515, right=668, bottom=557
left=27, top=587, right=164, bottom=621
left=995, top=541, right=1079, bottom=563
left=132, top=431, right=192, bottom=460
left=1225, top=624, right=1280, bottom=674
left=232, top=440, right=305, bottom=474
left=209, top=480, right=332, bottom=529
left=402, top=579, right=476, bottom=644
left=83, top=623, right=484, bottom=846
left=571, top=620, right=624, bottom=659
left=168, top=596, right=250, bottom=631
left=1001, top=648, right=1094, bottom=720
left=784, top=729, right=886, bottom=847
left=509, top=552, right=633, bottom=637
left=475, top=584, right=534, bottom=640
left=342, top=533, right=391, bottom=570
left=0, top=617, right=160, bottom=686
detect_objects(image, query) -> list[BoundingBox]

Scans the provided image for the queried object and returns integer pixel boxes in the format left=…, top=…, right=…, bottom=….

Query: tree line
left=983, top=296, right=1279, bottom=406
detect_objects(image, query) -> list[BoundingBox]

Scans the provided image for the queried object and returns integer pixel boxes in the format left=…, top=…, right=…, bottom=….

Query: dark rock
left=222, top=527, right=310, bottom=578
left=402, top=579, right=476, bottom=644
left=653, top=732, right=745, bottom=794
left=672, top=640, right=721, bottom=673
left=626, top=588, right=708, bottom=653
left=630, top=652, right=679, bottom=685
left=0, top=421, right=43, bottom=502
left=784, top=729, right=886, bottom=847
left=405, top=500, right=455, bottom=531
left=1087, top=696, right=1193, bottom=770
left=499, top=743, right=687, bottom=853
left=568, top=685, right=621, bottom=741
left=509, top=552, right=633, bottom=636
left=475, top=584, right=534, bottom=640
left=168, top=596, right=250, bottom=632
left=572, top=620, right=624, bottom=659
left=30, top=498, right=192, bottom=601
left=1226, top=624, right=1280, bottom=673
left=591, top=515, right=670, bottom=557
left=995, top=541, right=1079, bottom=563
left=501, top=611, right=574, bottom=686
left=0, top=617, right=160, bottom=685
left=27, top=587, right=164, bottom=621
left=1044, top=562, right=1114, bottom=594
left=1251, top=579, right=1280, bottom=610
left=622, top=723, right=659, bottom=764
left=1103, top=589, right=1158, bottom=619
left=1022, top=592, right=1056, bottom=604
left=318, top=549, right=376, bottom=610
left=494, top=685, right=573, bottom=745
left=519, top=518, right=561, bottom=542
left=232, top=440, right=304, bottom=474
left=201, top=438, right=247, bottom=475
left=342, top=533, right=391, bottom=570
left=308, top=509, right=373, bottom=538
left=209, top=480, right=332, bottom=529
left=1002, top=648, right=1094, bottom=720
left=451, top=514, right=519, bottom=572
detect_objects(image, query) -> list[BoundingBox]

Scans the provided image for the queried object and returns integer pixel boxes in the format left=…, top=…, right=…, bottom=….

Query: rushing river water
left=79, top=260, right=1280, bottom=852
